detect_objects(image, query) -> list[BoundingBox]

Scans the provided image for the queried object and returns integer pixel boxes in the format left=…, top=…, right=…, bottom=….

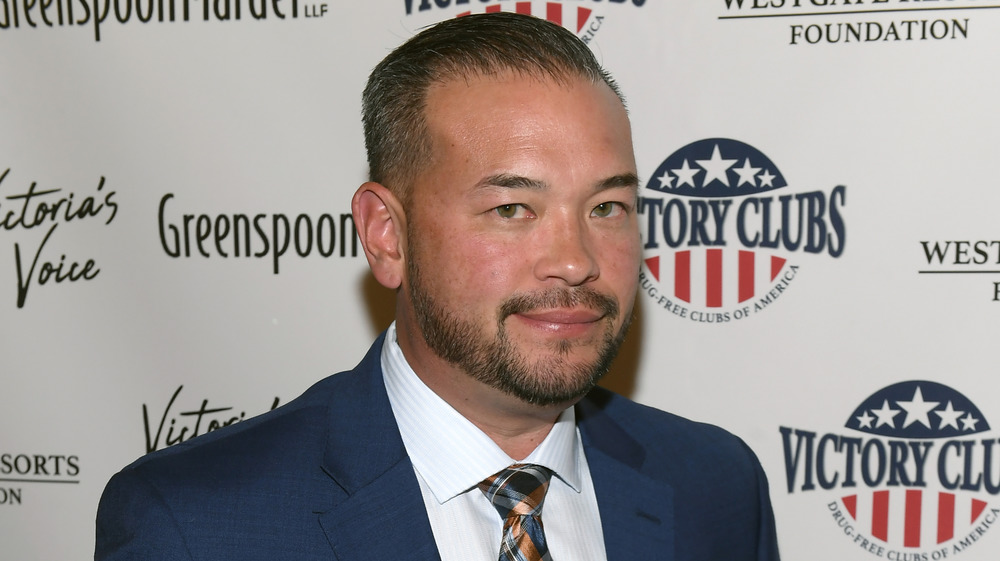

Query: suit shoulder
left=119, top=366, right=369, bottom=485
left=580, top=386, right=761, bottom=470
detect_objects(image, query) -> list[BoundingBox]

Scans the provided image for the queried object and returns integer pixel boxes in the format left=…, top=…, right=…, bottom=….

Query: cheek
left=467, top=236, right=529, bottom=288
left=425, top=231, right=525, bottom=301
left=599, top=232, right=642, bottom=293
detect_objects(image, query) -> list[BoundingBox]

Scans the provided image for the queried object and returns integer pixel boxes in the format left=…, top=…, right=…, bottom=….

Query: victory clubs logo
left=782, top=381, right=999, bottom=559
left=639, top=138, right=846, bottom=323
left=403, top=0, right=647, bottom=42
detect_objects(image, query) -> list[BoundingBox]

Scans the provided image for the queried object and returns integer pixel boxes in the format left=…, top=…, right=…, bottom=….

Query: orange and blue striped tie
left=479, top=464, right=554, bottom=561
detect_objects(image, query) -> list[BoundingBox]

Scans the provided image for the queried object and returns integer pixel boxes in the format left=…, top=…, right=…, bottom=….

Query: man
left=96, top=12, right=780, bottom=561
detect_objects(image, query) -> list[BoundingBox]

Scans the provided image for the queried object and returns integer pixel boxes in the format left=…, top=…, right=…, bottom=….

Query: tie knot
left=479, top=464, right=552, bottom=518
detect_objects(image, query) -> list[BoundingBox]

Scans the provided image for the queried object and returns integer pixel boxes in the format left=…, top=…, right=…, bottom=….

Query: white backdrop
left=2, top=1, right=998, bottom=559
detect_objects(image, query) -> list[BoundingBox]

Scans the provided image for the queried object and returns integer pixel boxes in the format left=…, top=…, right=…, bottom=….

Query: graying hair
left=361, top=12, right=623, bottom=201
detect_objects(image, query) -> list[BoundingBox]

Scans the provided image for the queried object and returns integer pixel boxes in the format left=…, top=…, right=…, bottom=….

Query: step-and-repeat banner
left=3, top=1, right=998, bottom=559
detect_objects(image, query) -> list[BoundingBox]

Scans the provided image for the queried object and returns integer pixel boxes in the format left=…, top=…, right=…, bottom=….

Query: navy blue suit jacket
left=96, top=334, right=780, bottom=560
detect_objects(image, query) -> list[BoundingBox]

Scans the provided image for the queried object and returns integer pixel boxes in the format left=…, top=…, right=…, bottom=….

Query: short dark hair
left=361, top=12, right=623, bottom=201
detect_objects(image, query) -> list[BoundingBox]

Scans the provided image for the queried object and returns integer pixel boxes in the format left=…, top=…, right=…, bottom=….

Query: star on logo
left=871, top=400, right=901, bottom=429
left=896, top=386, right=940, bottom=429
left=758, top=169, right=776, bottom=188
left=695, top=144, right=737, bottom=188
left=732, top=158, right=761, bottom=188
left=855, top=411, right=875, bottom=429
left=670, top=159, right=700, bottom=188
left=960, top=413, right=981, bottom=432
left=655, top=170, right=675, bottom=189
left=934, top=401, right=965, bottom=431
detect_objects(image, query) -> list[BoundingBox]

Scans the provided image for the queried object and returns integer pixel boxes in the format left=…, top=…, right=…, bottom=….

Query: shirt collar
left=381, top=322, right=583, bottom=504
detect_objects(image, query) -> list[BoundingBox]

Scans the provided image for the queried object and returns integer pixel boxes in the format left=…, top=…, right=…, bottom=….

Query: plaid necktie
left=479, top=464, right=554, bottom=561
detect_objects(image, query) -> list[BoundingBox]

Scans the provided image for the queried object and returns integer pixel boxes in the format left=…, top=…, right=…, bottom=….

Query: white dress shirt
left=381, top=322, right=608, bottom=561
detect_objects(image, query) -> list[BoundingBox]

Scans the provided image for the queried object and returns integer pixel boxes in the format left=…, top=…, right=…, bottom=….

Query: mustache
left=498, top=287, right=619, bottom=321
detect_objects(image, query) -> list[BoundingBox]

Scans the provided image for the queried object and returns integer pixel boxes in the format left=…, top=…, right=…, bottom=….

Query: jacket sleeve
left=750, top=444, right=781, bottom=561
left=95, top=468, right=195, bottom=561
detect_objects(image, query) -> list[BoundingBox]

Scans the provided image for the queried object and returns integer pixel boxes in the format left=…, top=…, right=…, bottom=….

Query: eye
left=494, top=204, right=528, bottom=219
left=592, top=202, right=624, bottom=218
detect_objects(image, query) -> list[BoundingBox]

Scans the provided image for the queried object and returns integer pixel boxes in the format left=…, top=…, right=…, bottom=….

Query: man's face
left=400, top=72, right=640, bottom=406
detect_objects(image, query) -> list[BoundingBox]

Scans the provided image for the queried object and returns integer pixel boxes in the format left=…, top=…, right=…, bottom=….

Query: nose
left=532, top=215, right=599, bottom=286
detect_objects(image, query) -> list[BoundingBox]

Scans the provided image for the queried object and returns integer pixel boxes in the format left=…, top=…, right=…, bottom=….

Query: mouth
left=499, top=288, right=619, bottom=338
left=511, top=308, right=607, bottom=335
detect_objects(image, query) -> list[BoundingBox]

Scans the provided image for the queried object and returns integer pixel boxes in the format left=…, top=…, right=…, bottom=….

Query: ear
left=352, top=181, right=406, bottom=290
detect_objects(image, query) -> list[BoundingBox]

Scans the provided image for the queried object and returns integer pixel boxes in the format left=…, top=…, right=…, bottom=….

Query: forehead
left=421, top=72, right=635, bottom=176
left=425, top=71, right=626, bottom=129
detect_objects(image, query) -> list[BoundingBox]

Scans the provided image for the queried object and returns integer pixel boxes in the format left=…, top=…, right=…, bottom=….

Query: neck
left=452, top=391, right=571, bottom=461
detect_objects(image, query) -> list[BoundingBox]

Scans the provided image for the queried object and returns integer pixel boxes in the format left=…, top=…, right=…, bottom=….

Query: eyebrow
left=476, top=173, right=546, bottom=191
left=476, top=172, right=640, bottom=192
left=599, top=173, right=640, bottom=191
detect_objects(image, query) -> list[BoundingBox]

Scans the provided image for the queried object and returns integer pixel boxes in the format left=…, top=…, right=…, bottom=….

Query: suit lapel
left=314, top=334, right=442, bottom=561
left=578, top=392, right=676, bottom=560
left=317, top=460, right=440, bottom=561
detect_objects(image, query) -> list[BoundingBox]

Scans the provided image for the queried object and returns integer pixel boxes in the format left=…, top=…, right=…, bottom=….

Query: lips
left=498, top=287, right=620, bottom=324
left=511, top=308, right=606, bottom=335
left=517, top=308, right=604, bottom=324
